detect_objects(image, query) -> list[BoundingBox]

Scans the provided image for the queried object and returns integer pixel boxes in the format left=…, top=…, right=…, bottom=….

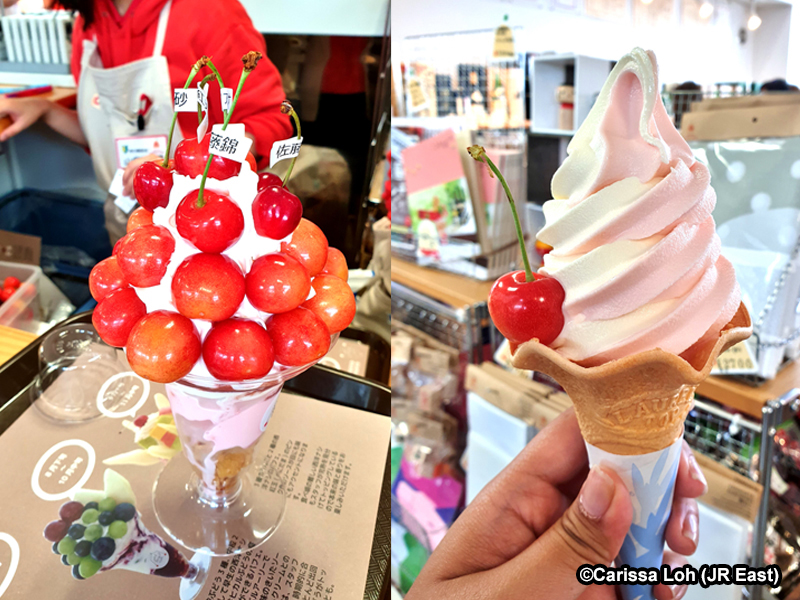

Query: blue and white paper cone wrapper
left=585, top=436, right=683, bottom=600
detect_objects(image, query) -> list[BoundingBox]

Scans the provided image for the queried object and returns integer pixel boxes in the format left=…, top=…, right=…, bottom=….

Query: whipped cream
left=132, top=159, right=313, bottom=377
left=537, top=48, right=740, bottom=366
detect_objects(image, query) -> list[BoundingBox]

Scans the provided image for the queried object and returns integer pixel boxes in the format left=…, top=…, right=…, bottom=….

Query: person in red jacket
left=0, top=0, right=291, bottom=242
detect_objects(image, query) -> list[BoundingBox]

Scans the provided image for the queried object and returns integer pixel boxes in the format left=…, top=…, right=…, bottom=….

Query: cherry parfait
left=89, top=50, right=355, bottom=558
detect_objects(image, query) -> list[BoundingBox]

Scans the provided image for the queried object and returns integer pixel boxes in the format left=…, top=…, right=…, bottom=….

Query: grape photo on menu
left=0, top=1, right=391, bottom=599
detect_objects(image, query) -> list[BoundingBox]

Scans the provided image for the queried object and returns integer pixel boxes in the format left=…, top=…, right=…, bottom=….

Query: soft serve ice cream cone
left=478, top=48, right=751, bottom=600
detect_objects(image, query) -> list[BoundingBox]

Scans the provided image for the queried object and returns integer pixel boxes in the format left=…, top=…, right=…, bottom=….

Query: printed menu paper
left=0, top=355, right=389, bottom=600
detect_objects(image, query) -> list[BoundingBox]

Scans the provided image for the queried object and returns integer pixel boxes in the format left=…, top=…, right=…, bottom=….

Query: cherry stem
left=197, top=74, right=215, bottom=125
left=280, top=101, right=301, bottom=187
left=196, top=52, right=260, bottom=208
left=163, top=57, right=209, bottom=169
left=204, top=59, right=227, bottom=118
left=467, top=145, right=533, bottom=282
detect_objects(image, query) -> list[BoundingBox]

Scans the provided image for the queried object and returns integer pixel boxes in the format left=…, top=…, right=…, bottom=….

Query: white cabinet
left=529, top=53, right=612, bottom=136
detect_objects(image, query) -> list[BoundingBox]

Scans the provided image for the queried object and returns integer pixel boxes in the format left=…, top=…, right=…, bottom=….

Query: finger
left=501, top=407, right=589, bottom=487
left=674, top=444, right=707, bottom=500
left=665, top=496, right=698, bottom=556
left=654, top=551, right=689, bottom=600
left=0, top=115, right=31, bottom=142
left=497, top=465, right=633, bottom=600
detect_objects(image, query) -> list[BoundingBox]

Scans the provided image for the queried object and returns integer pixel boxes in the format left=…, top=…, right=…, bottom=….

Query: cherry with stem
left=162, top=56, right=210, bottom=170
left=251, top=101, right=304, bottom=240
left=468, top=144, right=564, bottom=346
left=195, top=51, right=262, bottom=208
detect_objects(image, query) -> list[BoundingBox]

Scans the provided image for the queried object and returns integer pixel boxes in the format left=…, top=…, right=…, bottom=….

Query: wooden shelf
left=698, top=359, right=800, bottom=420
left=0, top=325, right=36, bottom=368
left=391, top=258, right=494, bottom=310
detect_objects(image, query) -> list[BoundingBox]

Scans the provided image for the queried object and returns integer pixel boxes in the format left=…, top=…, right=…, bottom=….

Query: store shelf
left=0, top=324, right=36, bottom=367
left=529, top=54, right=611, bottom=134
left=530, top=127, right=575, bottom=136
left=698, top=359, right=800, bottom=419
left=0, top=62, right=75, bottom=87
left=391, top=116, right=468, bottom=131
left=392, top=257, right=494, bottom=310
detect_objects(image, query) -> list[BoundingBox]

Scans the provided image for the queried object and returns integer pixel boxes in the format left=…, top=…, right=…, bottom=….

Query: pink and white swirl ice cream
left=536, top=48, right=740, bottom=366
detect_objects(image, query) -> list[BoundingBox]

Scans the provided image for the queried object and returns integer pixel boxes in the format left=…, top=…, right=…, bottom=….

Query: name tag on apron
left=115, top=135, right=168, bottom=169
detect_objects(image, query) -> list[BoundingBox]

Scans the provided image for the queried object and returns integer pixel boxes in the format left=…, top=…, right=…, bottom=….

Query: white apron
left=76, top=0, right=182, bottom=243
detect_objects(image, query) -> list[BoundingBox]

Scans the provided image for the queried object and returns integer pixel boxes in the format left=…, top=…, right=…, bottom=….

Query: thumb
left=502, top=466, right=633, bottom=599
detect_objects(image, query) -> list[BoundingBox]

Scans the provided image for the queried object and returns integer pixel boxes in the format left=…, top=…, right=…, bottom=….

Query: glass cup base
left=179, top=551, right=212, bottom=600
left=153, top=452, right=286, bottom=557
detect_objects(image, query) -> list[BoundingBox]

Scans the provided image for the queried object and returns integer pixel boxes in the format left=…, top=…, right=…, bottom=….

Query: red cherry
left=116, top=225, right=175, bottom=287
left=113, top=237, right=123, bottom=256
left=92, top=288, right=147, bottom=347
left=133, top=161, right=173, bottom=212
left=280, top=218, right=328, bottom=276
left=302, top=275, right=355, bottom=334
left=173, top=134, right=240, bottom=180
left=202, top=318, right=275, bottom=380
left=252, top=185, right=303, bottom=240
left=266, top=307, right=331, bottom=366
left=89, top=256, right=128, bottom=302
left=245, top=253, right=311, bottom=314
left=172, top=253, right=245, bottom=321
left=127, top=207, right=154, bottom=233
left=257, top=172, right=283, bottom=191
left=3, top=276, right=21, bottom=289
left=0, top=287, right=14, bottom=302
left=126, top=310, right=202, bottom=384
left=320, top=247, right=348, bottom=281
left=487, top=271, right=565, bottom=346
left=176, top=190, right=244, bottom=253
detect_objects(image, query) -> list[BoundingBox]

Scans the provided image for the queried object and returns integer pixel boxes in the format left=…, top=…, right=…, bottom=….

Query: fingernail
left=672, top=584, right=688, bottom=599
left=580, top=467, right=614, bottom=520
left=688, top=453, right=708, bottom=492
left=683, top=512, right=698, bottom=545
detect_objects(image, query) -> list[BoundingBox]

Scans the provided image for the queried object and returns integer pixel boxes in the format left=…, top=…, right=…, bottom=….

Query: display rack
left=528, top=54, right=611, bottom=136
left=391, top=258, right=496, bottom=365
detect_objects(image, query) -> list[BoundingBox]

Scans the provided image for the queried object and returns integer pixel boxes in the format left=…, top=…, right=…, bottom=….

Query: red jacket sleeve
left=70, top=13, right=86, bottom=84
left=174, top=0, right=292, bottom=166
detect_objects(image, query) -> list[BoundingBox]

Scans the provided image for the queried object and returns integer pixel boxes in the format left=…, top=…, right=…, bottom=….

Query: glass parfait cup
left=152, top=334, right=337, bottom=557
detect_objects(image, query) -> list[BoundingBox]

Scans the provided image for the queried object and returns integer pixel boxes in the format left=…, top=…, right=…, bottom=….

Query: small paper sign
left=196, top=110, right=209, bottom=142
left=221, top=88, right=233, bottom=112
left=711, top=340, right=758, bottom=375
left=173, top=88, right=198, bottom=112
left=109, top=169, right=138, bottom=214
left=269, top=136, right=303, bottom=168
left=209, top=123, right=252, bottom=163
left=197, top=82, right=209, bottom=112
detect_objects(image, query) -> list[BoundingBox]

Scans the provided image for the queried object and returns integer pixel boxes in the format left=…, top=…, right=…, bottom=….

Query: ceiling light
left=747, top=11, right=762, bottom=30
left=699, top=1, right=714, bottom=18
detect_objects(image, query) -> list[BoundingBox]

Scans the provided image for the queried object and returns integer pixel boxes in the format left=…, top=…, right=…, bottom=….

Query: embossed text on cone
left=511, top=302, right=751, bottom=455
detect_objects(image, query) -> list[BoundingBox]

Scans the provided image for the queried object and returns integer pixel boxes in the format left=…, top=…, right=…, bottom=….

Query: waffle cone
left=511, top=302, right=752, bottom=455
